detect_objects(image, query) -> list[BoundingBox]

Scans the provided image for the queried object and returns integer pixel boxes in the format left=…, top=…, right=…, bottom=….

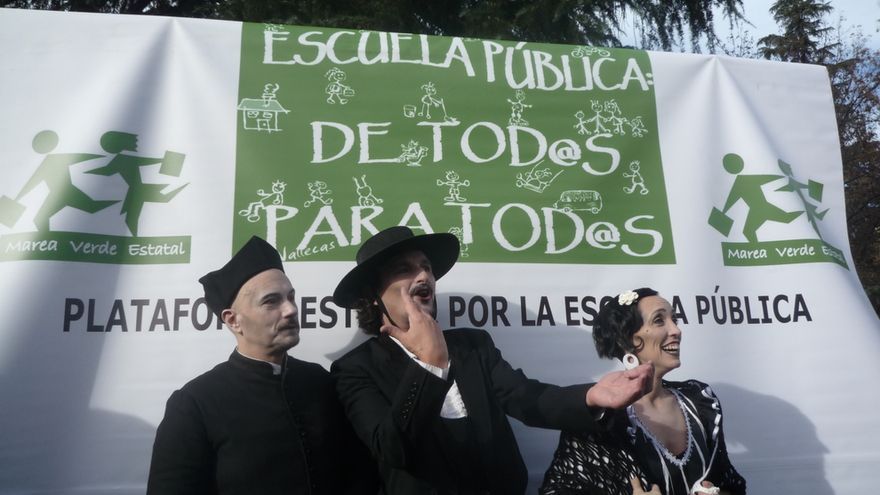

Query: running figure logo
left=0, top=130, right=117, bottom=230
left=708, top=152, right=845, bottom=268
left=86, top=132, right=186, bottom=235
left=709, top=153, right=802, bottom=242
left=0, top=130, right=190, bottom=264
left=0, top=130, right=186, bottom=235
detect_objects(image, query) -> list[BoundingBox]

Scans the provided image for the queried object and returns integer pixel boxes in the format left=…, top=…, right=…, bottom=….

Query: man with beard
left=331, top=226, right=654, bottom=494
left=148, top=236, right=376, bottom=495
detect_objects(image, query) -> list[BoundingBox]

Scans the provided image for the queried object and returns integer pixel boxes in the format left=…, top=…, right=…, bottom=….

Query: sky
left=734, top=0, right=879, bottom=48
left=621, top=0, right=879, bottom=51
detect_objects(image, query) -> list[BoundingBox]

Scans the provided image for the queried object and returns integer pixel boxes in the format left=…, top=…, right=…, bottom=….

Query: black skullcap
left=199, top=236, right=284, bottom=318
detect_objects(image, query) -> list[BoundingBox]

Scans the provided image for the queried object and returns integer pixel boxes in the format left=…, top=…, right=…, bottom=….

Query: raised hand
left=381, top=285, right=449, bottom=368
left=585, top=362, right=654, bottom=409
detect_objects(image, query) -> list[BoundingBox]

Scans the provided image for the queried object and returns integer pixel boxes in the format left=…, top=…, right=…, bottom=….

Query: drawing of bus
left=553, top=190, right=603, bottom=214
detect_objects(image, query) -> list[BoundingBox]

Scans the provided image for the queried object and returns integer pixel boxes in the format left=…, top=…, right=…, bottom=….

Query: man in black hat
left=147, top=236, right=376, bottom=495
left=331, top=226, right=654, bottom=494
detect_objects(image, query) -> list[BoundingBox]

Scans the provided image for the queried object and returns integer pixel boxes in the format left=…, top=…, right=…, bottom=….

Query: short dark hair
left=355, top=298, right=384, bottom=336
left=348, top=263, right=384, bottom=336
left=593, top=287, right=658, bottom=360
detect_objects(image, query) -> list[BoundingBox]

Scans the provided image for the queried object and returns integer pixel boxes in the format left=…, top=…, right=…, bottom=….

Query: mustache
left=409, top=282, right=433, bottom=296
left=280, top=318, right=300, bottom=331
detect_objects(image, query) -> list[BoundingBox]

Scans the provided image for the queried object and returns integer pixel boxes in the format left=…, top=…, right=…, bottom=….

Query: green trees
left=832, top=36, right=880, bottom=314
left=1, top=0, right=743, bottom=49
left=757, top=0, right=835, bottom=62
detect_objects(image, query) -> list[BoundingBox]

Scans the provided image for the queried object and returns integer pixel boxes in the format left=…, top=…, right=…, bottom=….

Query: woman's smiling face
left=632, top=295, right=682, bottom=376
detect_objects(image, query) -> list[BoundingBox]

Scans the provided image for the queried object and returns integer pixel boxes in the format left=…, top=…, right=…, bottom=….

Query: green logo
left=0, top=130, right=190, bottom=264
left=708, top=153, right=846, bottom=268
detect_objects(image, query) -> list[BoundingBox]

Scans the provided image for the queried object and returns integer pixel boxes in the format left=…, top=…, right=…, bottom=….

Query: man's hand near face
left=381, top=285, right=449, bottom=368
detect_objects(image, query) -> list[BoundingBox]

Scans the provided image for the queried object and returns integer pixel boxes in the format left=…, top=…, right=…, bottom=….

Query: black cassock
left=148, top=350, right=377, bottom=495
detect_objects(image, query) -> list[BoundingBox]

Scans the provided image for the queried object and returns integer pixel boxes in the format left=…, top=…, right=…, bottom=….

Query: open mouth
left=411, top=283, right=434, bottom=302
left=660, top=342, right=680, bottom=354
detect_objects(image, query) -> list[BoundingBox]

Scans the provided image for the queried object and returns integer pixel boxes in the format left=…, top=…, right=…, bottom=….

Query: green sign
left=234, top=24, right=674, bottom=264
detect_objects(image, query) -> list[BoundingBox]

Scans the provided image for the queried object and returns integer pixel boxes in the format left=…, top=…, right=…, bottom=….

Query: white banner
left=0, top=8, right=877, bottom=494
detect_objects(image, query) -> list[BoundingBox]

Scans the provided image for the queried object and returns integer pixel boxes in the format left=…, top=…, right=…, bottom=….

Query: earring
left=621, top=353, right=639, bottom=370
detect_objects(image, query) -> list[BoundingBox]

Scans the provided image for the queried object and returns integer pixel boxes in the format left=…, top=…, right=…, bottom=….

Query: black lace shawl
left=539, top=380, right=746, bottom=495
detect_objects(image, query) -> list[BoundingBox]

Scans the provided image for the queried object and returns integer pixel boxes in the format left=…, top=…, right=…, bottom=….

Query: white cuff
left=414, top=359, right=468, bottom=418
left=417, top=359, right=450, bottom=380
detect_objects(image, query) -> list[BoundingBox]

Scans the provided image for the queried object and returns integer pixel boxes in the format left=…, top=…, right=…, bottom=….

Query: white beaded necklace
left=626, top=388, right=695, bottom=468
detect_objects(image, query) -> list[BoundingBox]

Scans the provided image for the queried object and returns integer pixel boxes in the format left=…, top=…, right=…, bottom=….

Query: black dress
left=540, top=380, right=746, bottom=495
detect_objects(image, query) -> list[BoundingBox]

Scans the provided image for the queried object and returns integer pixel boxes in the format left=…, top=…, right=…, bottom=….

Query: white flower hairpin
left=618, top=290, right=638, bottom=306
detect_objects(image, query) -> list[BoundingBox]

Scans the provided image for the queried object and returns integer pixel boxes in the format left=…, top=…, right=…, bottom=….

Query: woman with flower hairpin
left=540, top=288, right=746, bottom=495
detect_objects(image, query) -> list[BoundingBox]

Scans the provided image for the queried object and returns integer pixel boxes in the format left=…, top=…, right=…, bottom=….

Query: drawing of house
left=237, top=98, right=290, bottom=132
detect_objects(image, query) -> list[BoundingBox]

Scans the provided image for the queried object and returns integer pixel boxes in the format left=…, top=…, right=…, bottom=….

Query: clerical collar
left=236, top=348, right=283, bottom=375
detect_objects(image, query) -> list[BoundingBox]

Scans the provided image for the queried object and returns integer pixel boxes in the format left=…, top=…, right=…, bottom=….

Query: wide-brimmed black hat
left=199, top=236, right=284, bottom=317
left=333, top=226, right=459, bottom=309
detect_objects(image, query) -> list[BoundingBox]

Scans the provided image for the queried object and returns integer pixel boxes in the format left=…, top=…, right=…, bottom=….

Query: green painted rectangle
left=722, top=239, right=847, bottom=268
left=0, top=232, right=191, bottom=264
left=233, top=24, right=674, bottom=264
